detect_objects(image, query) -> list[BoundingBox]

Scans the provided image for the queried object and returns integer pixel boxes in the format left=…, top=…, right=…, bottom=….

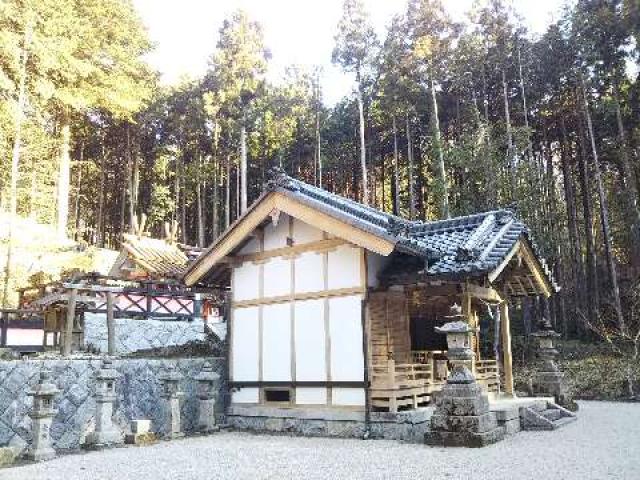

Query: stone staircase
left=520, top=400, right=577, bottom=431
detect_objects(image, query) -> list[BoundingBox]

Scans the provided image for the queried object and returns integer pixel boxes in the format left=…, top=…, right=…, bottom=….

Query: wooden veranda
left=366, top=283, right=508, bottom=413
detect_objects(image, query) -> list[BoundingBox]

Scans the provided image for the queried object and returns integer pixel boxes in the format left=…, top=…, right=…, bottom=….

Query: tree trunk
left=559, top=117, right=586, bottom=322
left=392, top=116, right=400, bottom=216
left=517, top=42, right=533, bottom=158
left=581, top=78, right=625, bottom=330
left=212, top=158, right=219, bottom=240
left=197, top=155, right=205, bottom=248
left=74, top=140, right=84, bottom=241
left=225, top=155, right=231, bottom=228
left=613, top=81, right=640, bottom=269
left=431, top=75, right=449, bottom=218
left=240, top=118, right=248, bottom=214
left=180, top=175, right=187, bottom=244
left=356, top=72, right=368, bottom=205
left=316, top=93, right=322, bottom=189
left=577, top=109, right=599, bottom=327
left=97, top=141, right=106, bottom=247
left=406, top=113, right=415, bottom=220
left=1, top=22, right=30, bottom=308
left=502, top=69, right=515, bottom=196
left=57, top=121, right=72, bottom=239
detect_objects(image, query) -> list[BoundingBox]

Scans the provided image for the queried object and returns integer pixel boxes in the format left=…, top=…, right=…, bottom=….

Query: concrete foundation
left=226, top=405, right=434, bottom=443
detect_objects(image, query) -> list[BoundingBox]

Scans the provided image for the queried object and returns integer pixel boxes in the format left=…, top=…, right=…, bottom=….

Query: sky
left=133, top=0, right=568, bottom=105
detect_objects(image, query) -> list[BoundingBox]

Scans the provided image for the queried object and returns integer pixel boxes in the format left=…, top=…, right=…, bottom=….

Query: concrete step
left=541, top=409, right=563, bottom=422
left=520, top=402, right=577, bottom=431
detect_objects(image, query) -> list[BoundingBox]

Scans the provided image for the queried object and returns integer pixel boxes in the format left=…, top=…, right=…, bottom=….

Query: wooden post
left=62, top=288, right=77, bottom=356
left=461, top=286, right=476, bottom=374
left=106, top=291, right=115, bottom=355
left=387, top=358, right=397, bottom=413
left=500, top=300, right=514, bottom=396
left=0, top=311, right=7, bottom=347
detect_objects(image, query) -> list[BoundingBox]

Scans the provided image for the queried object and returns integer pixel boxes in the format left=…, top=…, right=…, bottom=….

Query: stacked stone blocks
left=0, top=358, right=225, bottom=455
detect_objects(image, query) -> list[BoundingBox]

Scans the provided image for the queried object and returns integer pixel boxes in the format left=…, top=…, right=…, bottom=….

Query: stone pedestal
left=85, top=359, right=123, bottom=448
left=159, top=365, right=184, bottom=439
left=195, top=363, right=220, bottom=434
left=125, top=419, right=157, bottom=446
left=26, top=371, right=59, bottom=462
left=424, top=310, right=505, bottom=447
left=532, top=318, right=578, bottom=411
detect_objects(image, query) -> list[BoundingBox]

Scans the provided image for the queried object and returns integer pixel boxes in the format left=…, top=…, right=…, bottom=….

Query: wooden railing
left=370, top=359, right=435, bottom=412
left=475, top=359, right=500, bottom=393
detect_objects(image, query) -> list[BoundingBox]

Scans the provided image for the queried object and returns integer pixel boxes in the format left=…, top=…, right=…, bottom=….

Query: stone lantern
left=424, top=304, right=505, bottom=447
left=26, top=370, right=59, bottom=462
left=159, top=364, right=184, bottom=439
left=85, top=359, right=123, bottom=448
left=434, top=303, right=478, bottom=383
left=195, top=362, right=220, bottom=434
left=531, top=317, right=577, bottom=410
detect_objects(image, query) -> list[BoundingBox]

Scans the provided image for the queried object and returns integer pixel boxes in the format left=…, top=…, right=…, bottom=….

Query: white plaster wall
left=263, top=256, right=291, bottom=298
left=233, top=262, right=260, bottom=301
left=329, top=295, right=364, bottom=382
left=296, top=387, right=327, bottom=405
left=328, top=245, right=361, bottom=290
left=262, top=303, right=291, bottom=381
left=263, top=213, right=290, bottom=251
left=366, top=251, right=392, bottom=288
left=232, top=307, right=260, bottom=381
left=332, top=388, right=365, bottom=406
left=294, top=299, right=326, bottom=381
left=294, top=252, right=324, bottom=293
left=292, top=218, right=323, bottom=244
left=232, top=387, right=259, bottom=404
left=238, top=237, right=259, bottom=254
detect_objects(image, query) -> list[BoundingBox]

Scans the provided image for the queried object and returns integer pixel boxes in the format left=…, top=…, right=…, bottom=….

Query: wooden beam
left=488, top=241, right=520, bottom=284
left=499, top=300, right=514, bottom=396
left=235, top=238, right=348, bottom=264
left=232, top=286, right=366, bottom=309
left=185, top=191, right=396, bottom=286
left=185, top=195, right=278, bottom=286
left=519, top=241, right=553, bottom=297
left=106, top=291, right=115, bottom=355
left=463, top=283, right=503, bottom=303
left=62, top=288, right=77, bottom=356
left=272, top=193, right=395, bottom=256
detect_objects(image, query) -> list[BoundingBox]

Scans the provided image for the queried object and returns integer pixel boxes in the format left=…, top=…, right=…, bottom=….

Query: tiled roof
left=267, top=170, right=555, bottom=286
left=119, top=234, right=189, bottom=278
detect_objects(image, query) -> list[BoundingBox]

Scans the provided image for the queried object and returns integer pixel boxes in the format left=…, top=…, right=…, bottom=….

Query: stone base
left=198, top=399, right=218, bottom=434
left=425, top=380, right=506, bottom=448
left=124, top=432, right=158, bottom=446
left=424, top=426, right=505, bottom=447
left=533, top=371, right=578, bottom=411
left=226, top=405, right=433, bottom=443
left=84, top=429, right=124, bottom=449
left=0, top=447, right=17, bottom=468
left=24, top=447, right=56, bottom=462
left=493, top=406, right=521, bottom=435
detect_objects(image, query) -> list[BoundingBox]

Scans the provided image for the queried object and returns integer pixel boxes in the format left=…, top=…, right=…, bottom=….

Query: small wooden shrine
left=184, top=169, right=557, bottom=417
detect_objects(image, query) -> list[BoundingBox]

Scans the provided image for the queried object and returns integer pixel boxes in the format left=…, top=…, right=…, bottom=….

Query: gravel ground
left=2, top=401, right=639, bottom=480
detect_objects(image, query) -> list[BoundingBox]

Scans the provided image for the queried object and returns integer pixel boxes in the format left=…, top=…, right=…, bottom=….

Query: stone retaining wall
left=0, top=357, right=226, bottom=454
left=226, top=405, right=434, bottom=443
left=84, top=313, right=205, bottom=354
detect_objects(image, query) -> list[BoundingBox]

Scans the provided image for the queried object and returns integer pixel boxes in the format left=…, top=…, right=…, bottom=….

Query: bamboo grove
left=1, top=0, right=640, bottom=334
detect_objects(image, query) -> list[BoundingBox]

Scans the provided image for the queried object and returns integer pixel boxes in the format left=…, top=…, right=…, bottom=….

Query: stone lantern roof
left=28, top=371, right=59, bottom=397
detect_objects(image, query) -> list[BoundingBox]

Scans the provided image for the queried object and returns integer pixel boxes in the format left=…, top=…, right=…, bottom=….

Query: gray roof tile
left=269, top=170, right=556, bottom=289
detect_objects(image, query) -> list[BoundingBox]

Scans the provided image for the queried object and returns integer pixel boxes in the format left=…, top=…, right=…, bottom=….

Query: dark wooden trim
left=230, top=381, right=367, bottom=388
